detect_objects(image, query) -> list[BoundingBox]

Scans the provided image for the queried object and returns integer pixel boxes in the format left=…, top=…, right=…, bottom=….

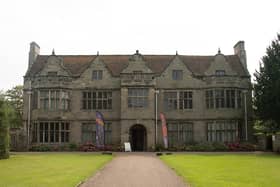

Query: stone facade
left=23, top=41, right=252, bottom=151
left=272, top=134, right=280, bottom=152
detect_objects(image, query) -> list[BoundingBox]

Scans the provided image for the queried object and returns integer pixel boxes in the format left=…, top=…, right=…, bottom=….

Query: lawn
left=0, top=152, right=113, bottom=187
left=161, top=153, right=280, bottom=187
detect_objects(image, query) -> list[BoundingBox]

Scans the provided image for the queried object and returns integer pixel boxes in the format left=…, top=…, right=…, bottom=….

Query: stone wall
left=272, top=134, right=280, bottom=152
left=9, top=128, right=27, bottom=151
left=22, top=48, right=253, bottom=150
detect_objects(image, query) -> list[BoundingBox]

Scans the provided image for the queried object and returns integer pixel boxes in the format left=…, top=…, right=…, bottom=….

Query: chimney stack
left=233, top=41, right=247, bottom=69
left=28, top=42, right=40, bottom=70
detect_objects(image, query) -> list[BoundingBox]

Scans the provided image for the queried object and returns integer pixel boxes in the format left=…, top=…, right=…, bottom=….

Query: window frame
left=215, top=70, right=226, bottom=76
left=167, top=122, right=193, bottom=147
left=205, top=89, right=242, bottom=109
left=164, top=90, right=193, bottom=110
left=82, top=91, right=112, bottom=110
left=172, top=70, right=183, bottom=80
left=207, top=121, right=238, bottom=142
left=32, top=121, right=70, bottom=144
left=127, top=88, right=149, bottom=108
left=38, top=90, right=70, bottom=111
left=92, top=70, right=103, bottom=80
left=81, top=122, right=112, bottom=145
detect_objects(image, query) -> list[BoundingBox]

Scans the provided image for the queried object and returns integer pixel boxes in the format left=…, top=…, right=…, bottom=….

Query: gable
left=121, top=54, right=153, bottom=74
left=161, top=56, right=193, bottom=77
left=37, top=56, right=70, bottom=76
left=204, top=54, right=237, bottom=76
left=156, top=56, right=204, bottom=88
left=71, top=56, right=120, bottom=88
left=79, top=57, right=112, bottom=80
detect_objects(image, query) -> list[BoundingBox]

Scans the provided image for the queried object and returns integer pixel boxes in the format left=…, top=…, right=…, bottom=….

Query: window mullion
left=177, top=92, right=179, bottom=110
left=36, top=122, right=39, bottom=143
left=38, top=91, right=40, bottom=109
left=235, top=89, right=237, bottom=109
left=48, top=90, right=50, bottom=110
left=59, top=90, right=61, bottom=110
left=59, top=122, right=61, bottom=143
left=48, top=122, right=50, bottom=143
left=214, top=90, right=216, bottom=108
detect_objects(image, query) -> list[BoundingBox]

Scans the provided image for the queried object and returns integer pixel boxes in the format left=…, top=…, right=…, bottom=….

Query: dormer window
left=92, top=70, right=103, bottom=80
left=48, top=71, right=57, bottom=76
left=172, top=70, right=183, bottom=80
left=215, top=70, right=225, bottom=76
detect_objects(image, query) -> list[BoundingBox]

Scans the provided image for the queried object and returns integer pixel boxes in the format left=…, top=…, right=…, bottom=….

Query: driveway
left=80, top=152, right=187, bottom=187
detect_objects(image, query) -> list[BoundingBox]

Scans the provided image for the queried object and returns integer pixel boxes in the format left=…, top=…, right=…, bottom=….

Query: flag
left=160, top=112, right=168, bottom=149
left=96, top=111, right=105, bottom=147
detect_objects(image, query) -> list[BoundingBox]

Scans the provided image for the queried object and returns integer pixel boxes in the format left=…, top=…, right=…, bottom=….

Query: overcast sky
left=0, top=0, right=279, bottom=91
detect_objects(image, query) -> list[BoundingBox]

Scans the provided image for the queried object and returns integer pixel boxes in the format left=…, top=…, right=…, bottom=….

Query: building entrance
left=129, top=124, right=147, bottom=151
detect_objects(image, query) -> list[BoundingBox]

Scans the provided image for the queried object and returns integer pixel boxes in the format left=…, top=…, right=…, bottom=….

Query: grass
left=0, top=152, right=113, bottom=187
left=161, top=153, right=280, bottom=187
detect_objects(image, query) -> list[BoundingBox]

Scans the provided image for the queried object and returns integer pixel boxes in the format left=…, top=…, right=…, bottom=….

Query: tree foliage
left=5, top=85, right=23, bottom=128
left=0, top=86, right=23, bottom=159
left=254, top=34, right=280, bottom=133
left=0, top=98, right=10, bottom=159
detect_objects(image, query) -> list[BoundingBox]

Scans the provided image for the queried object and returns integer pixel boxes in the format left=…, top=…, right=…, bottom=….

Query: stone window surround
left=37, top=89, right=70, bottom=111
left=172, top=70, right=183, bottom=80
left=164, top=90, right=193, bottom=110
left=81, top=122, right=112, bottom=145
left=128, top=88, right=149, bottom=108
left=167, top=122, right=193, bottom=147
left=32, top=121, right=70, bottom=144
left=82, top=90, right=112, bottom=110
left=206, top=120, right=239, bottom=142
left=215, top=70, right=226, bottom=76
left=206, top=88, right=242, bottom=109
left=92, top=70, right=103, bottom=80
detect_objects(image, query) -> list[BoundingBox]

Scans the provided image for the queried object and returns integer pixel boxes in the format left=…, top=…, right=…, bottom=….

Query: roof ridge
left=26, top=54, right=245, bottom=77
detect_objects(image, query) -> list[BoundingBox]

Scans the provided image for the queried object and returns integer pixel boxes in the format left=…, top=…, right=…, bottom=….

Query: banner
left=160, top=112, right=168, bottom=149
left=96, top=111, right=105, bottom=147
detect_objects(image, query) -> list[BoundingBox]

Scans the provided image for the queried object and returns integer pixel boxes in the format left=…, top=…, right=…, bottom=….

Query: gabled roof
left=25, top=54, right=248, bottom=77
left=99, top=55, right=130, bottom=76
left=179, top=55, right=214, bottom=75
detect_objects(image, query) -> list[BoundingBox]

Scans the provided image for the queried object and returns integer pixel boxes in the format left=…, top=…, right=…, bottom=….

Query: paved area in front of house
left=80, top=152, right=187, bottom=187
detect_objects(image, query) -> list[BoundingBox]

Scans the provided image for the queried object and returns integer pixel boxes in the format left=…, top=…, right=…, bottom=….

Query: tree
left=254, top=34, right=280, bottom=133
left=5, top=85, right=23, bottom=128
left=0, top=98, right=10, bottom=159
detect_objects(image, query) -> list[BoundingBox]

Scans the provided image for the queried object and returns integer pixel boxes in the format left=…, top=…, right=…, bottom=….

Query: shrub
left=30, top=145, right=51, bottom=152
left=212, top=142, right=229, bottom=151
left=183, top=142, right=215, bottom=152
left=226, top=142, right=257, bottom=151
left=155, top=144, right=165, bottom=152
left=79, top=142, right=123, bottom=152
left=0, top=129, right=9, bottom=159
left=68, top=143, right=78, bottom=151
left=239, top=142, right=257, bottom=151
left=156, top=152, right=163, bottom=156
left=169, top=142, right=229, bottom=152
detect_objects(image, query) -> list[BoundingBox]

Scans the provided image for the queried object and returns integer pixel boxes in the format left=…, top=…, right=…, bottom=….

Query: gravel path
left=80, top=152, right=187, bottom=187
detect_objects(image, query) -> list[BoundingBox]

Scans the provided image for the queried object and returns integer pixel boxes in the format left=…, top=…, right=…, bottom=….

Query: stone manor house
left=23, top=41, right=252, bottom=151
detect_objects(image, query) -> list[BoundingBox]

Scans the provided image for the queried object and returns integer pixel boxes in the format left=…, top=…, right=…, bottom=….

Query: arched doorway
left=129, top=124, right=147, bottom=151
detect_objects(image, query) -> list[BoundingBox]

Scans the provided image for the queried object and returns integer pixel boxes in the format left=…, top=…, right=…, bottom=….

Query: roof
left=25, top=54, right=248, bottom=77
